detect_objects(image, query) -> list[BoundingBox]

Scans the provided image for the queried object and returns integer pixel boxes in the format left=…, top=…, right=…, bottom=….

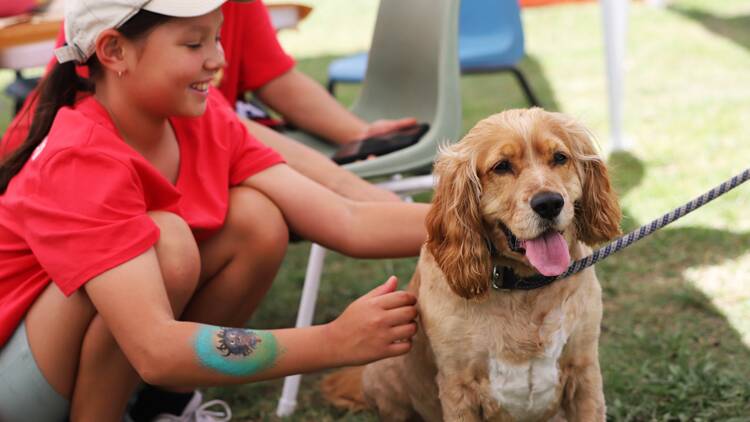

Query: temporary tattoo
left=217, top=328, right=262, bottom=357
left=194, top=325, right=279, bottom=377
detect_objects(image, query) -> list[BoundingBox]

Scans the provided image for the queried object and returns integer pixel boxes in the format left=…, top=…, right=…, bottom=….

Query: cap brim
left=143, top=0, right=253, bottom=18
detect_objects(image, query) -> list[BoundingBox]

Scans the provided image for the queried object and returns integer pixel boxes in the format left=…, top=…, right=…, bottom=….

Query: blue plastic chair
left=327, top=0, right=540, bottom=107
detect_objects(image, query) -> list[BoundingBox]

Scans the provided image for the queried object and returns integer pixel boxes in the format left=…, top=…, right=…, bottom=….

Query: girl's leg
left=10, top=280, right=97, bottom=422
left=69, top=211, right=202, bottom=420
left=23, top=282, right=97, bottom=402
left=24, top=211, right=201, bottom=420
left=129, top=187, right=289, bottom=420
left=185, top=186, right=289, bottom=326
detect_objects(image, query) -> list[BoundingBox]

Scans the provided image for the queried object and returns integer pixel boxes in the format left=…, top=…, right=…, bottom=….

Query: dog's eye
left=492, top=160, right=513, bottom=174
left=553, top=152, right=568, bottom=165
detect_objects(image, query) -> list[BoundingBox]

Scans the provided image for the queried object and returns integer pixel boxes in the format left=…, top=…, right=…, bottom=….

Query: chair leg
left=6, top=71, right=41, bottom=115
left=11, top=71, right=26, bottom=115
left=327, top=79, right=336, bottom=96
left=376, top=174, right=435, bottom=196
left=276, top=243, right=328, bottom=417
left=508, top=66, right=541, bottom=108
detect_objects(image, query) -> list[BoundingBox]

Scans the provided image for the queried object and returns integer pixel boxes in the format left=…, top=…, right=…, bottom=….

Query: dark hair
left=0, top=10, right=171, bottom=194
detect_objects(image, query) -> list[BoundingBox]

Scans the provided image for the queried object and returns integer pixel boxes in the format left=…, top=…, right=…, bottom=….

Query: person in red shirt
left=0, top=1, right=426, bottom=421
left=0, top=0, right=37, bottom=18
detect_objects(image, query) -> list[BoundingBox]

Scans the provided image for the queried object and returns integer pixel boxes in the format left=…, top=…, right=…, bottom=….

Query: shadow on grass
left=608, top=150, right=646, bottom=197
left=598, top=225, right=750, bottom=420
left=608, top=150, right=647, bottom=232
left=669, top=5, right=750, bottom=53
left=601, top=151, right=750, bottom=419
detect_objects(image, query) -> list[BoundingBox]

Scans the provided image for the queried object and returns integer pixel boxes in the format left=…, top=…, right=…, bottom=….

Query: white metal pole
left=276, top=244, right=327, bottom=417
left=601, top=0, right=630, bottom=151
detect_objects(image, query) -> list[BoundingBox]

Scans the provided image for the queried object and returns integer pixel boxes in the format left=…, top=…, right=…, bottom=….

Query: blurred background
left=1, top=0, right=749, bottom=420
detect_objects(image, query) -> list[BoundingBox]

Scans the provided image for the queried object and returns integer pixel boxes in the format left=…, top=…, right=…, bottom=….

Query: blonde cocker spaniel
left=323, top=109, right=622, bottom=422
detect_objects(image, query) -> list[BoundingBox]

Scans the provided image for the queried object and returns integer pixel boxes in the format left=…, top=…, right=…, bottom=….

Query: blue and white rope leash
left=492, top=168, right=750, bottom=290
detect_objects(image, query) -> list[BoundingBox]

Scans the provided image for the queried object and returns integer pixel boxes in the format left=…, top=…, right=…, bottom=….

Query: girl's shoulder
left=32, top=96, right=142, bottom=174
left=48, top=95, right=123, bottom=149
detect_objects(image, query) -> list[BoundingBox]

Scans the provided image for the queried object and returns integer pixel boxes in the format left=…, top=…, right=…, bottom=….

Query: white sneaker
left=152, top=391, right=232, bottom=422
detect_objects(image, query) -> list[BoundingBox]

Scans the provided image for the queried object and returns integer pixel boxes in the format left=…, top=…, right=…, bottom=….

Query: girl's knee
left=147, top=211, right=200, bottom=313
left=226, top=187, right=289, bottom=256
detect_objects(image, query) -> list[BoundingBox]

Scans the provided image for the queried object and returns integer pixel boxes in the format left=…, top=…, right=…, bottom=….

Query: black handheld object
left=332, top=123, right=430, bottom=165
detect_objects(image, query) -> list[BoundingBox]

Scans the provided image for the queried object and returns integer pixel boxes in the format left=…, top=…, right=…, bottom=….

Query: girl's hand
left=326, top=276, right=418, bottom=366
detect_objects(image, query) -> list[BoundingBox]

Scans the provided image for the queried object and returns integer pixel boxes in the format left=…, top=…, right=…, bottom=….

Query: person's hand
left=326, top=276, right=418, bottom=366
left=358, top=117, right=418, bottom=141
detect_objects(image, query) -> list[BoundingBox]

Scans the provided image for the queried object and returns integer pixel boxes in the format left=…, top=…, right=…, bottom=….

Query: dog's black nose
left=531, top=192, right=564, bottom=220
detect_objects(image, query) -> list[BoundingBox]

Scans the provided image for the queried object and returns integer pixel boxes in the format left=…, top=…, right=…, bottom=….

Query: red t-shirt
left=0, top=0, right=36, bottom=18
left=218, top=1, right=295, bottom=102
left=1, top=0, right=295, bottom=157
left=0, top=90, right=284, bottom=347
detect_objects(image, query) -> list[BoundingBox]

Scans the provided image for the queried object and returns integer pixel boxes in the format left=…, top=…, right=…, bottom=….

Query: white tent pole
left=601, top=0, right=630, bottom=151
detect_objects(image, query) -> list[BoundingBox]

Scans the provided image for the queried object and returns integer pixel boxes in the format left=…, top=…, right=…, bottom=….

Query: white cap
left=54, top=0, right=251, bottom=64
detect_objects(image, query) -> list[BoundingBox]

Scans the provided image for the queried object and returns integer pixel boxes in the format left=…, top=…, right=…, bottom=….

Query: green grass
left=3, top=0, right=750, bottom=420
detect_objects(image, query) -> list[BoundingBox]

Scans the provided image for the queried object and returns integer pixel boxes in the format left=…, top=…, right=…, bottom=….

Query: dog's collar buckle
left=491, top=265, right=522, bottom=290
left=491, top=265, right=509, bottom=291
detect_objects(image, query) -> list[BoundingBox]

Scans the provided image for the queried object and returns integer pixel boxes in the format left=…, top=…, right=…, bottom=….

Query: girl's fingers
left=383, top=306, right=418, bottom=326
left=374, top=290, right=416, bottom=310
left=394, top=117, right=418, bottom=127
left=389, top=322, right=418, bottom=341
left=386, top=340, right=413, bottom=357
left=364, top=276, right=398, bottom=298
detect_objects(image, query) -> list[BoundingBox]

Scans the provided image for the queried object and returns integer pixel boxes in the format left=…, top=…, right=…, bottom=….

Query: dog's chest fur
left=419, top=253, right=583, bottom=421
left=485, top=313, right=569, bottom=421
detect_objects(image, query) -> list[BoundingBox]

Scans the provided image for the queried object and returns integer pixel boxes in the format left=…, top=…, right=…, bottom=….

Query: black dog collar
left=491, top=265, right=557, bottom=291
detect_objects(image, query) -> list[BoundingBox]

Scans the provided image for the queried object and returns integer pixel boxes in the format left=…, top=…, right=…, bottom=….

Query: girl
left=0, top=0, right=427, bottom=420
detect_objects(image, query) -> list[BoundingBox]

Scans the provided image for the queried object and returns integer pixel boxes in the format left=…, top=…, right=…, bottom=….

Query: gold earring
left=117, top=70, right=124, bottom=78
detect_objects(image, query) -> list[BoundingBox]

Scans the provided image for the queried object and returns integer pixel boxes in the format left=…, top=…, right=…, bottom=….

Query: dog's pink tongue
left=523, top=231, right=570, bottom=276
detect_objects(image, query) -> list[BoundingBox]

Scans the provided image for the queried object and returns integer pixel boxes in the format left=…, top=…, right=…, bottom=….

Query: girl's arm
left=84, top=248, right=417, bottom=387
left=255, top=69, right=417, bottom=145
left=242, top=164, right=429, bottom=258
left=241, top=118, right=402, bottom=203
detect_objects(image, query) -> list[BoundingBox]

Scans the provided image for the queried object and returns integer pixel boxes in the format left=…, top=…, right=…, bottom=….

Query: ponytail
left=0, top=61, right=93, bottom=193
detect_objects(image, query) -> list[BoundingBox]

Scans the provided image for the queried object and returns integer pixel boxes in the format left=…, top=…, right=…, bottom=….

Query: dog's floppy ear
left=426, top=144, right=491, bottom=299
left=577, top=155, right=621, bottom=244
left=553, top=114, right=622, bottom=245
